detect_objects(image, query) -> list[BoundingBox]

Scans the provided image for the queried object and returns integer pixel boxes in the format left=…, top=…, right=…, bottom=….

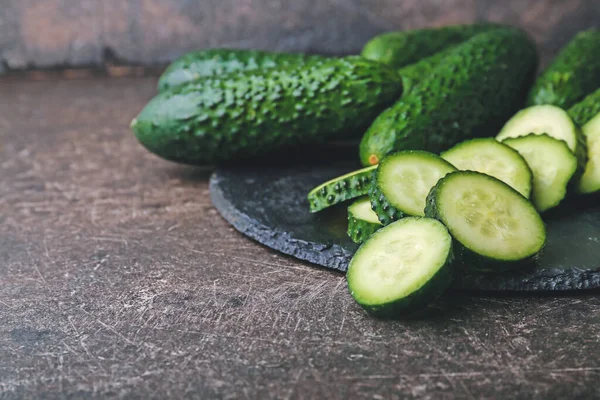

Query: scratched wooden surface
left=1, top=75, right=600, bottom=399
left=1, top=0, right=598, bottom=72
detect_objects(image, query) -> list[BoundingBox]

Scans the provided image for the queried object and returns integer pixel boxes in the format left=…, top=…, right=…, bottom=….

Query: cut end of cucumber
left=347, top=197, right=382, bottom=244
left=348, top=197, right=381, bottom=225
left=307, top=165, right=377, bottom=212
left=578, top=115, right=600, bottom=194
left=347, top=217, right=452, bottom=314
left=428, top=171, right=545, bottom=262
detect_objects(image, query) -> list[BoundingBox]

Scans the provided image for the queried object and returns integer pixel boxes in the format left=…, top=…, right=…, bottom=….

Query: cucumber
left=132, top=56, right=403, bottom=165
left=397, top=45, right=457, bottom=93
left=347, top=197, right=382, bottom=244
left=157, top=49, right=322, bottom=92
left=503, top=134, right=578, bottom=211
left=307, top=166, right=377, bottom=213
left=425, top=171, right=546, bottom=265
left=441, top=138, right=533, bottom=198
left=577, top=115, right=600, bottom=194
left=527, top=29, right=600, bottom=109
left=495, top=105, right=587, bottom=170
left=360, top=27, right=538, bottom=166
left=347, top=217, right=454, bottom=317
left=361, top=23, right=501, bottom=69
left=369, top=151, right=456, bottom=225
left=568, top=88, right=600, bottom=127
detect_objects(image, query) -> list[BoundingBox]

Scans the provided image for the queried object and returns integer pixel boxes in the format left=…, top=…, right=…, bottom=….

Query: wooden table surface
left=1, top=76, right=599, bottom=399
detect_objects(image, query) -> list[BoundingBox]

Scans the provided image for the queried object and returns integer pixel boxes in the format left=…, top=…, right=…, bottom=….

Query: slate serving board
left=209, top=146, right=600, bottom=291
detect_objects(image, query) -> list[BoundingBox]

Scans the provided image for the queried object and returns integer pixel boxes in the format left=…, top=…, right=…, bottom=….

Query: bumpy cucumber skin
left=568, top=88, right=600, bottom=127
left=361, top=23, right=501, bottom=69
left=348, top=217, right=455, bottom=318
left=307, top=166, right=376, bottom=213
left=133, top=56, right=403, bottom=165
left=359, top=28, right=538, bottom=166
left=347, top=202, right=381, bottom=244
left=527, top=29, right=600, bottom=109
left=157, top=49, right=323, bottom=92
left=397, top=45, right=457, bottom=93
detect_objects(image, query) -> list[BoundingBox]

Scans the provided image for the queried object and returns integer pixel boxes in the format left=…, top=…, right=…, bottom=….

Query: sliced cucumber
left=347, top=197, right=382, bottom=244
left=425, top=171, right=546, bottom=265
left=504, top=134, right=579, bottom=212
left=495, top=105, right=587, bottom=168
left=577, top=115, right=600, bottom=194
left=369, top=151, right=456, bottom=225
left=307, top=166, right=377, bottom=212
left=347, top=217, right=453, bottom=317
left=441, top=138, right=533, bottom=198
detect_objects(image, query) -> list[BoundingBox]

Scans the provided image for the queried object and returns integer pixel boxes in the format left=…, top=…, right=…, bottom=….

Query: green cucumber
left=503, top=134, right=578, bottom=212
left=425, top=171, right=546, bottom=266
left=495, top=105, right=587, bottom=170
left=397, top=45, right=457, bottom=93
left=157, top=49, right=323, bottom=92
left=369, top=151, right=456, bottom=225
left=441, top=138, right=533, bottom=198
left=347, top=197, right=382, bottom=244
left=527, top=29, right=600, bottom=109
left=307, top=166, right=377, bottom=213
left=568, top=88, right=600, bottom=127
left=132, top=56, right=403, bottom=165
left=361, top=23, right=501, bottom=69
left=347, top=217, right=454, bottom=317
left=360, top=27, right=538, bottom=166
left=576, top=115, right=600, bottom=194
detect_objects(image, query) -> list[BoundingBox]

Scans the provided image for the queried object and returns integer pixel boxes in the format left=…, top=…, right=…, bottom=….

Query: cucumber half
left=504, top=134, right=578, bottom=211
left=307, top=166, right=377, bottom=212
left=347, top=217, right=453, bottom=317
left=441, top=138, right=533, bottom=198
left=369, top=151, right=456, bottom=225
left=425, top=171, right=546, bottom=263
left=347, top=197, right=382, bottom=244
left=578, top=115, right=600, bottom=194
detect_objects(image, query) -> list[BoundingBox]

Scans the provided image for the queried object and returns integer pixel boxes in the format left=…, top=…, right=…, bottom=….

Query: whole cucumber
left=158, top=49, right=324, bottom=92
left=568, top=88, right=600, bottom=127
left=132, top=56, right=403, bottom=165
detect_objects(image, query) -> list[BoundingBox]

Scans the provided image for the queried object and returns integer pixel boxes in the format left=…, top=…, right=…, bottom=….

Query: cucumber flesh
left=425, top=171, right=546, bottom=262
left=347, top=217, right=453, bottom=317
left=578, top=115, right=600, bottom=194
left=370, top=151, right=456, bottom=225
left=441, top=138, right=533, bottom=198
left=504, top=134, right=578, bottom=212
left=347, top=197, right=382, bottom=244
left=307, top=166, right=377, bottom=213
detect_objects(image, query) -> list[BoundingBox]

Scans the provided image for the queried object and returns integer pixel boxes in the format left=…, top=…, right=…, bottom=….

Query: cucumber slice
left=369, top=151, right=456, bottom=225
left=307, top=166, right=377, bottom=212
left=495, top=105, right=587, bottom=168
left=347, top=217, right=453, bottom=317
left=425, top=171, right=546, bottom=264
left=441, top=138, right=533, bottom=198
left=347, top=197, right=382, bottom=244
left=504, top=134, right=578, bottom=212
left=577, top=115, right=600, bottom=194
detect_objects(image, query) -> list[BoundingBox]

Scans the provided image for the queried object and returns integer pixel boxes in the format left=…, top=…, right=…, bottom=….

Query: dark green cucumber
left=158, top=49, right=323, bottom=92
left=347, top=197, right=382, bottom=244
left=361, top=23, right=501, bottom=69
left=425, top=171, right=546, bottom=269
left=503, top=134, right=579, bottom=212
left=347, top=217, right=454, bottom=317
left=527, top=29, right=600, bottom=109
left=568, top=88, right=600, bottom=127
left=369, top=151, right=456, bottom=225
left=441, top=138, right=533, bottom=198
left=577, top=115, right=600, bottom=194
left=307, top=166, right=377, bottom=213
left=360, top=28, right=538, bottom=166
left=397, top=45, right=457, bottom=93
left=132, top=56, right=403, bottom=165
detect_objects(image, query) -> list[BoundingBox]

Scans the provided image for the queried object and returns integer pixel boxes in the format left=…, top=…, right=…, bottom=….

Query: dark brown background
left=0, top=0, right=599, bottom=73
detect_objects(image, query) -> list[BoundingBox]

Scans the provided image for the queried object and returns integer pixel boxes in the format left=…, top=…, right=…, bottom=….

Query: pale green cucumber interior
left=438, top=173, right=545, bottom=261
left=496, top=105, right=578, bottom=152
left=308, top=165, right=376, bottom=196
left=441, top=138, right=532, bottom=198
left=504, top=135, right=577, bottom=212
left=378, top=152, right=455, bottom=216
left=578, top=115, right=600, bottom=194
left=347, top=217, right=451, bottom=306
left=349, top=197, right=381, bottom=225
